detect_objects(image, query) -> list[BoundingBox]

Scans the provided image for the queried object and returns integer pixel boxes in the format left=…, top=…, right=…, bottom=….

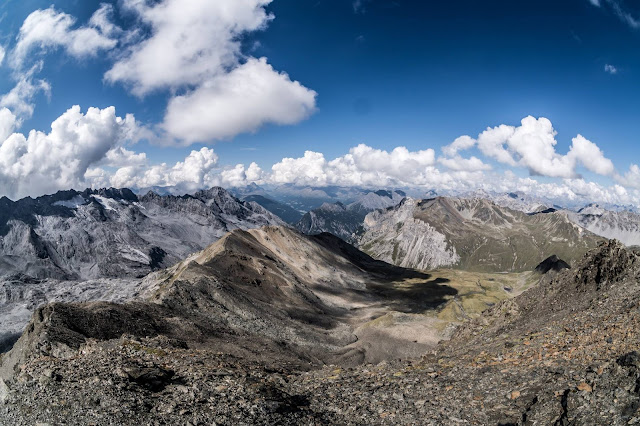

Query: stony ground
left=1, top=240, right=639, bottom=424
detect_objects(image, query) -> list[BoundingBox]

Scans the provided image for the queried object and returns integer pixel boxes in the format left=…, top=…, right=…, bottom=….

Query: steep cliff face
left=358, top=197, right=603, bottom=272
left=358, top=199, right=460, bottom=270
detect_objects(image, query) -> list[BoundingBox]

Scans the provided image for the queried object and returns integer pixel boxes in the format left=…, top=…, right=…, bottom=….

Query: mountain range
left=0, top=187, right=282, bottom=281
left=4, top=184, right=640, bottom=423
left=0, top=187, right=283, bottom=353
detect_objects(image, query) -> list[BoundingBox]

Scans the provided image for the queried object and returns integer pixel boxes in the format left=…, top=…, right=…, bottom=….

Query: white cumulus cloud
left=477, top=116, right=614, bottom=178
left=108, top=148, right=219, bottom=192
left=0, top=105, right=139, bottom=199
left=162, top=58, right=316, bottom=144
left=11, top=5, right=118, bottom=68
left=442, top=135, right=476, bottom=157
left=271, top=144, right=437, bottom=187
left=105, top=0, right=316, bottom=144
left=106, top=0, right=272, bottom=95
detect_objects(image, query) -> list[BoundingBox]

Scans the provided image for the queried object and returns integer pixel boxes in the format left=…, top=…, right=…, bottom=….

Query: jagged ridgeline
left=0, top=187, right=283, bottom=280
left=358, top=196, right=604, bottom=272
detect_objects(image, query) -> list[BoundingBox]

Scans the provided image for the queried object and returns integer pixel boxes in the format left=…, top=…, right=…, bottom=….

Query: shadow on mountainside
left=314, top=276, right=457, bottom=316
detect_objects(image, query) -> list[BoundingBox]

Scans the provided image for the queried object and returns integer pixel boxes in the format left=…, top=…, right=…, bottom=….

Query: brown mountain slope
left=359, top=196, right=604, bottom=272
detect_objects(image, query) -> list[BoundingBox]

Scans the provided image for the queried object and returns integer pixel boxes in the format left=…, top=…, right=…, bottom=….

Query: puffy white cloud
left=163, top=58, right=317, bottom=144
left=0, top=108, right=17, bottom=142
left=442, top=135, right=476, bottom=157
left=346, top=144, right=435, bottom=178
left=477, top=123, right=518, bottom=166
left=477, top=116, right=614, bottom=178
left=567, top=134, right=615, bottom=175
left=105, top=0, right=316, bottom=144
left=101, top=146, right=148, bottom=168
left=109, top=148, right=219, bottom=191
left=439, top=135, right=491, bottom=172
left=11, top=5, right=118, bottom=68
left=438, top=155, right=491, bottom=172
left=271, top=144, right=437, bottom=187
left=219, top=162, right=265, bottom=188
left=271, top=151, right=329, bottom=186
left=0, top=105, right=138, bottom=199
left=105, top=149, right=268, bottom=191
left=106, top=0, right=272, bottom=94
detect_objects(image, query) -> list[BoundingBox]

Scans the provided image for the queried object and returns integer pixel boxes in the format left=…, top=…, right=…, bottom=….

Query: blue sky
left=0, top=0, right=639, bottom=205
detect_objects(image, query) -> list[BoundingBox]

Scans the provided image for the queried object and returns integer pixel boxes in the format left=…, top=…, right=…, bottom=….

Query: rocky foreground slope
left=359, top=196, right=603, bottom=272
left=1, top=229, right=638, bottom=424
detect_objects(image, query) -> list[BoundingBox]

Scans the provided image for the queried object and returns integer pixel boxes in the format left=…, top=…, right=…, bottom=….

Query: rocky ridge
left=0, top=186, right=283, bottom=281
left=568, top=205, right=640, bottom=247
